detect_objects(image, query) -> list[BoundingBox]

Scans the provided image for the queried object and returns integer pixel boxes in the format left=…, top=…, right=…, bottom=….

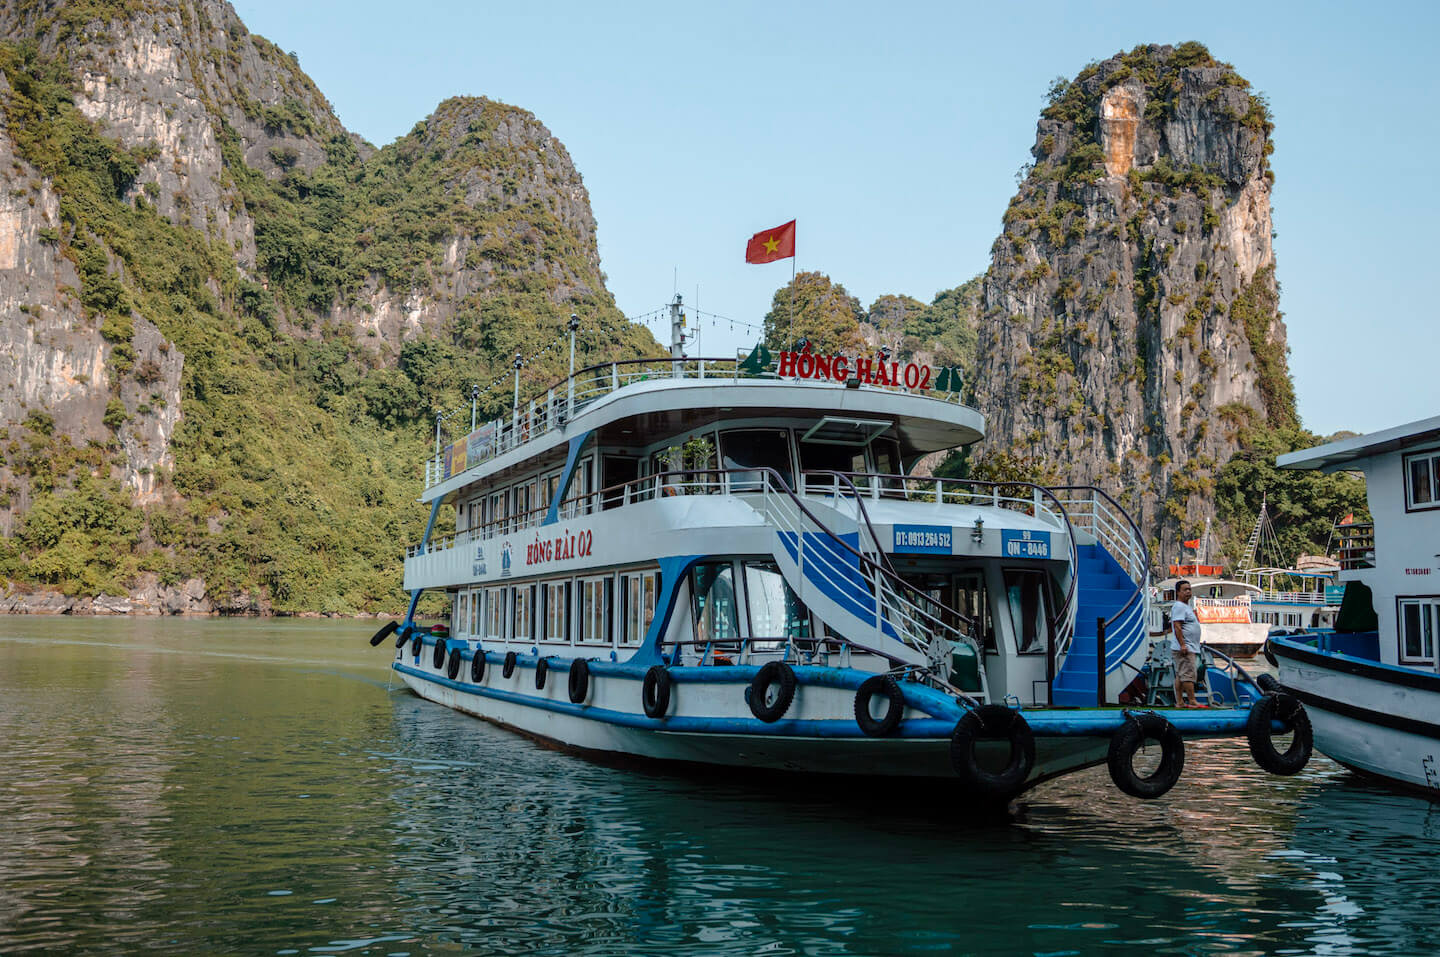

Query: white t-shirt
left=1170, top=600, right=1201, bottom=653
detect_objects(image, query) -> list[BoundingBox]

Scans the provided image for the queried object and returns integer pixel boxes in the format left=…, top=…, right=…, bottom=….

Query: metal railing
left=1049, top=486, right=1152, bottom=668
left=423, top=355, right=968, bottom=490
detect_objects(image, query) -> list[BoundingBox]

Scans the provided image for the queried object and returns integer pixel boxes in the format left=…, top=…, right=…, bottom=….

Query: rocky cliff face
left=971, top=44, right=1293, bottom=553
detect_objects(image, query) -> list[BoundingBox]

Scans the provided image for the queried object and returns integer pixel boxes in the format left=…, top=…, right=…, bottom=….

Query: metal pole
left=1096, top=616, right=1107, bottom=706
left=470, top=384, right=479, bottom=431
left=567, top=313, right=579, bottom=419
left=512, top=352, right=522, bottom=432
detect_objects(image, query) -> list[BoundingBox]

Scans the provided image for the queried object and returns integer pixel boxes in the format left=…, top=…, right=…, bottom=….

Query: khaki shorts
left=1172, top=649, right=1197, bottom=684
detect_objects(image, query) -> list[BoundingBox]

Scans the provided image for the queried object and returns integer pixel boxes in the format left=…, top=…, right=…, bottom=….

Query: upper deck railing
left=422, top=355, right=967, bottom=491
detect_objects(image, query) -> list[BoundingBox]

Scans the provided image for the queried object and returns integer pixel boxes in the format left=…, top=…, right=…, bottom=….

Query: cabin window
left=540, top=472, right=560, bottom=513
left=487, top=587, right=507, bottom=640
left=871, top=437, right=902, bottom=477
left=1400, top=598, right=1440, bottom=665
left=620, top=569, right=660, bottom=646
left=578, top=576, right=613, bottom=645
left=1405, top=450, right=1440, bottom=511
left=798, top=440, right=867, bottom=478
left=720, top=429, right=793, bottom=492
left=691, top=562, right=740, bottom=648
left=953, top=573, right=994, bottom=653
left=563, top=457, right=595, bottom=517
left=542, top=580, right=571, bottom=643
left=742, top=561, right=810, bottom=648
left=1003, top=569, right=1051, bottom=655
left=513, top=584, right=535, bottom=642
left=489, top=490, right=507, bottom=534
left=513, top=481, right=535, bottom=530
left=602, top=456, right=639, bottom=509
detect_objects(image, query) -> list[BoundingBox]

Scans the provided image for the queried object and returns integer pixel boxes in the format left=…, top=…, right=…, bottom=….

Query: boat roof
left=1277, top=414, right=1440, bottom=472
left=1155, top=577, right=1261, bottom=594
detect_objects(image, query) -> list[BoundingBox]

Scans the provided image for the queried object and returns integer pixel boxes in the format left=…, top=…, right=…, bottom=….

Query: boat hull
left=1272, top=637, right=1440, bottom=797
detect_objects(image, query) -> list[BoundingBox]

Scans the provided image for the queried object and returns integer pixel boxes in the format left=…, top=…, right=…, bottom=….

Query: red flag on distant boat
left=745, top=220, right=796, bottom=264
left=1183, top=538, right=1200, bottom=548
left=1340, top=513, right=1354, bottom=525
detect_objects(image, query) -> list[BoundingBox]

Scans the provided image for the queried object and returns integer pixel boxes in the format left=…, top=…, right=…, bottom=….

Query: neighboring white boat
left=1236, top=498, right=1344, bottom=633
left=1147, top=575, right=1271, bottom=658
left=368, top=308, right=1300, bottom=802
left=1268, top=415, right=1440, bottom=797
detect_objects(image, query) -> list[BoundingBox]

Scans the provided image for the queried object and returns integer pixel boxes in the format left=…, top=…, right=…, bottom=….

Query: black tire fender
left=854, top=674, right=905, bottom=737
left=535, top=657, right=550, bottom=690
left=432, top=639, right=447, bottom=670
left=1107, top=712, right=1185, bottom=799
left=1262, top=640, right=1278, bottom=668
left=394, top=624, right=412, bottom=649
left=1247, top=692, right=1313, bottom=775
left=1256, top=673, right=1281, bottom=694
left=446, top=648, right=462, bottom=680
left=642, top=665, right=672, bottom=719
left=949, top=704, right=1035, bottom=799
left=502, top=651, right=518, bottom=679
left=410, top=634, right=423, bottom=658
left=470, top=649, right=485, bottom=683
left=749, top=662, right=797, bottom=722
left=370, top=620, right=399, bottom=647
left=569, top=658, right=591, bottom=705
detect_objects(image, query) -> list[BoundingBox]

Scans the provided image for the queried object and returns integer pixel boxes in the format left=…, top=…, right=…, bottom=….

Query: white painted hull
left=1273, top=639, right=1440, bottom=797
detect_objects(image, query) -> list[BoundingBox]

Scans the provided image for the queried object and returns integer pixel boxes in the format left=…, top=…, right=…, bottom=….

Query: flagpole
left=788, top=239, right=796, bottom=348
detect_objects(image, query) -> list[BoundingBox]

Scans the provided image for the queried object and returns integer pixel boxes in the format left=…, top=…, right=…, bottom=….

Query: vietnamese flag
left=1183, top=538, right=1200, bottom=548
left=745, top=220, right=796, bottom=264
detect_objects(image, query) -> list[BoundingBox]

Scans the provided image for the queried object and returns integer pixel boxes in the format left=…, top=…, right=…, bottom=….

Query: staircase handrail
left=797, top=470, right=899, bottom=576
left=1047, top=485, right=1152, bottom=634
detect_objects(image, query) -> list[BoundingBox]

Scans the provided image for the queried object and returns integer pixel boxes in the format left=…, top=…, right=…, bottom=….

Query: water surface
left=2, top=617, right=1436, bottom=954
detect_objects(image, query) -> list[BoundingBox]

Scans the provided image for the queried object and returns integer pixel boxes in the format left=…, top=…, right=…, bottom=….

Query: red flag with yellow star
left=745, top=220, right=796, bottom=264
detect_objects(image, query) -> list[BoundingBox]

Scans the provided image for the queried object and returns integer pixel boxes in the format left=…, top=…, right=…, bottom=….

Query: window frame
left=1398, top=596, right=1440, bottom=667
left=1404, top=448, right=1440, bottom=513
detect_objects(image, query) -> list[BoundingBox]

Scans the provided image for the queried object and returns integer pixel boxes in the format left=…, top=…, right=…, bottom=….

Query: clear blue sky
left=231, top=0, right=1435, bottom=438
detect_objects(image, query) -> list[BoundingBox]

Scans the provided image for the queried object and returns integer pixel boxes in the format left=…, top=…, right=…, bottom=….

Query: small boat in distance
left=1268, top=415, right=1440, bottom=798
left=1148, top=575, right=1271, bottom=659
left=1236, top=497, right=1344, bottom=633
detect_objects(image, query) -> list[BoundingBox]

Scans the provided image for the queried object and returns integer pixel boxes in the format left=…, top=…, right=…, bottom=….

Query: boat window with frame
left=1404, top=449, right=1440, bottom=512
left=486, top=587, right=507, bottom=640
left=1399, top=597, right=1440, bottom=667
left=601, top=456, right=639, bottom=510
left=513, top=583, right=535, bottom=643
left=562, top=457, right=595, bottom=517
left=691, top=561, right=740, bottom=650
left=798, top=440, right=868, bottom=484
left=543, top=579, right=572, bottom=643
left=452, top=593, right=464, bottom=636
left=720, top=428, right=793, bottom=492
left=513, top=480, right=535, bottom=531
left=1003, top=568, right=1052, bottom=655
left=577, top=575, right=613, bottom=645
left=489, top=490, right=507, bottom=534
left=620, top=569, right=660, bottom=646
left=953, top=572, right=994, bottom=653
left=742, top=560, right=810, bottom=651
left=469, top=591, right=480, bottom=638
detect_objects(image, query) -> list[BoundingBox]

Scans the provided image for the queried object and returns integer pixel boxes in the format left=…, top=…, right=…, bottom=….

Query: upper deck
left=422, top=354, right=986, bottom=503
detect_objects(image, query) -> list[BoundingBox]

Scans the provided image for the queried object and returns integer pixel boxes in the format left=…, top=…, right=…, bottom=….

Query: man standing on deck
left=1170, top=580, right=1204, bottom=708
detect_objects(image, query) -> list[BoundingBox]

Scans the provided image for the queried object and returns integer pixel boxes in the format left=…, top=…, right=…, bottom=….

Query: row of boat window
left=455, top=426, right=907, bottom=539
left=452, top=568, right=660, bottom=647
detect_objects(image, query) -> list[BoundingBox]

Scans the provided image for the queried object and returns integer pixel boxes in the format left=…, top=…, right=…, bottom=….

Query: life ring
left=1107, top=712, right=1185, bottom=799
left=854, top=674, right=905, bottom=737
left=1256, top=673, right=1281, bottom=694
left=1247, top=692, right=1313, bottom=775
left=949, top=704, right=1035, bottom=799
left=535, top=657, right=549, bottom=690
left=749, top=662, right=797, bottom=722
left=569, top=658, right=591, bottom=705
left=471, top=650, right=485, bottom=683
left=503, top=651, right=518, bottom=679
left=410, top=634, right=423, bottom=658
left=642, top=665, right=672, bottom=719
left=370, top=620, right=398, bottom=647
left=432, top=639, right=447, bottom=670
left=394, top=624, right=412, bottom=649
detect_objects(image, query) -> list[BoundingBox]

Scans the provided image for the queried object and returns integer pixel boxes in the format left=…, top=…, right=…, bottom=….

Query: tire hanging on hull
left=1106, top=712, right=1185, bottom=799
left=568, top=659, right=591, bottom=705
left=1247, top=692, right=1313, bottom=775
left=471, top=649, right=485, bottom=683
left=642, top=665, right=672, bottom=719
left=748, top=662, right=796, bottom=722
left=949, top=705, right=1035, bottom=799
left=854, top=674, right=905, bottom=737
left=446, top=648, right=462, bottom=680
left=369, top=621, right=398, bottom=647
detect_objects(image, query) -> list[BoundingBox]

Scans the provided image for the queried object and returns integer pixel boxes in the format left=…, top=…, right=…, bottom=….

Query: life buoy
left=642, top=665, right=672, bottom=719
left=568, top=658, right=591, bottom=705
left=1247, top=692, right=1313, bottom=775
left=411, top=634, right=423, bottom=658
left=535, top=657, right=549, bottom=690
left=949, top=704, right=1035, bottom=799
left=1256, top=673, right=1281, bottom=694
left=503, top=651, right=518, bottom=679
left=370, top=620, right=398, bottom=647
left=432, top=639, right=447, bottom=670
left=446, top=648, right=462, bottom=679
left=749, top=662, right=796, bottom=722
left=394, top=624, right=412, bottom=649
left=854, top=674, right=905, bottom=737
left=1107, top=712, right=1185, bottom=799
left=471, top=650, right=485, bottom=683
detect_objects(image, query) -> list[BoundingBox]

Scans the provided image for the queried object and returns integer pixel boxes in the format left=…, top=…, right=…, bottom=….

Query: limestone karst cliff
left=969, top=43, right=1293, bottom=556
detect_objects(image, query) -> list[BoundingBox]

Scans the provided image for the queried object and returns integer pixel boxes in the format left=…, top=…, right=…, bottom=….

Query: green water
left=2, top=617, right=1437, bottom=955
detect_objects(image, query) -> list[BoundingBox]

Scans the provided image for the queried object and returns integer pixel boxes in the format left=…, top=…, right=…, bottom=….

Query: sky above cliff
left=231, top=0, right=1436, bottom=437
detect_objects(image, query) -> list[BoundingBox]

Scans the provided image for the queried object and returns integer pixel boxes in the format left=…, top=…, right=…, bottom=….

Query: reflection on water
left=2, top=618, right=1439, bottom=954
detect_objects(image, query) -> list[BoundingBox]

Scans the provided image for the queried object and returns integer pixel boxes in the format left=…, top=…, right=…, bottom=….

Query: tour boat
left=1146, top=575, right=1271, bottom=658
left=1267, top=415, right=1440, bottom=797
left=1236, top=499, right=1344, bottom=633
left=367, top=308, right=1312, bottom=802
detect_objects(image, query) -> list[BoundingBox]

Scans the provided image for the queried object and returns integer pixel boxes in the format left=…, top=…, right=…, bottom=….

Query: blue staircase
left=1052, top=543, right=1147, bottom=706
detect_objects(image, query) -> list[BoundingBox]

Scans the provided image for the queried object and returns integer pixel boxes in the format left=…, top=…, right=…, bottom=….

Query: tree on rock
left=763, top=271, right=865, bottom=354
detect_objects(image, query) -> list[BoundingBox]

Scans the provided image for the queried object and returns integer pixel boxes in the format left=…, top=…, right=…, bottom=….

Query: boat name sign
left=527, top=529, right=595, bottom=567
left=1001, top=529, right=1051, bottom=559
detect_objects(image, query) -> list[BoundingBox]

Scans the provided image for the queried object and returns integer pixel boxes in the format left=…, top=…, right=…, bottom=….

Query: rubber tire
left=1262, top=640, right=1278, bottom=668
left=432, top=639, right=447, bottom=670
left=854, top=674, right=905, bottom=737
left=569, top=658, right=591, bottom=705
left=503, top=651, right=518, bottom=679
left=471, top=650, right=485, bottom=683
left=1247, top=692, right=1313, bottom=775
left=445, top=648, right=462, bottom=680
left=1256, top=673, right=1281, bottom=694
left=1107, top=712, right=1185, bottom=799
left=411, top=634, right=423, bottom=658
left=949, top=705, right=1035, bottom=799
left=394, top=624, right=412, bottom=649
left=370, top=620, right=399, bottom=647
left=642, top=665, right=672, bottom=719
left=535, top=657, right=549, bottom=690
left=749, top=662, right=797, bottom=722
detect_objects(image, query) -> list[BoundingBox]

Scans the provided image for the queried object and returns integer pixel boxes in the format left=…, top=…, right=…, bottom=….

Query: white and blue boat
left=369, top=319, right=1308, bottom=802
left=1267, top=415, right=1440, bottom=797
